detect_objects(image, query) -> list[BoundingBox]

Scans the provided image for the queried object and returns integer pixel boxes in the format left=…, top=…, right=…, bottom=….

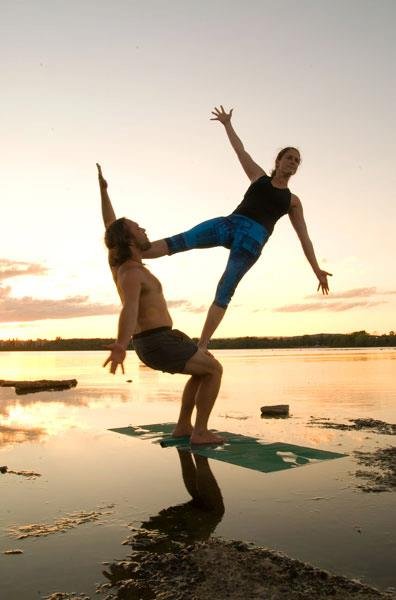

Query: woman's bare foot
left=190, top=430, right=224, bottom=445
left=172, top=424, right=193, bottom=438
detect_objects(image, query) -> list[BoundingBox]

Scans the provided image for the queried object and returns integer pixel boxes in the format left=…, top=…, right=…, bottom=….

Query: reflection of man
left=97, top=164, right=223, bottom=445
left=135, top=450, right=225, bottom=547
left=108, top=450, right=224, bottom=561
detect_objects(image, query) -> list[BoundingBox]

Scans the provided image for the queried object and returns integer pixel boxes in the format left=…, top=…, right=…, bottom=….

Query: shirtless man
left=97, top=164, right=223, bottom=445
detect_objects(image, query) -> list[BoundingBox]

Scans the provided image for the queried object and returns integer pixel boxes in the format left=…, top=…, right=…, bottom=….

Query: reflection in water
left=0, top=389, right=130, bottom=418
left=0, top=389, right=131, bottom=449
left=131, top=450, right=224, bottom=550
left=0, top=393, right=87, bottom=418
left=103, top=451, right=224, bottom=592
left=0, top=424, right=46, bottom=448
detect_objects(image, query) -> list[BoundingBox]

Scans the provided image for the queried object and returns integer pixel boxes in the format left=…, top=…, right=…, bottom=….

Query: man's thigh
left=183, top=348, right=221, bottom=376
left=134, top=328, right=198, bottom=374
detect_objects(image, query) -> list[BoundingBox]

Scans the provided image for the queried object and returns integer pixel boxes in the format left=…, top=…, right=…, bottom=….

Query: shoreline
left=1, top=337, right=396, bottom=352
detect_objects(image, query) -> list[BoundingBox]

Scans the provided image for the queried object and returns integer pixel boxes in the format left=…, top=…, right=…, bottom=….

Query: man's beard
left=138, top=240, right=152, bottom=251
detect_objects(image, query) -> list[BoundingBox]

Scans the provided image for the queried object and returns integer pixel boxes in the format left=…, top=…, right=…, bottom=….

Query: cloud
left=0, top=257, right=207, bottom=322
left=305, top=287, right=396, bottom=300
left=167, top=299, right=206, bottom=313
left=0, top=287, right=118, bottom=323
left=0, top=259, right=47, bottom=281
left=280, top=286, right=396, bottom=312
left=0, top=257, right=118, bottom=322
left=274, top=301, right=387, bottom=313
left=0, top=292, right=206, bottom=324
left=0, top=286, right=11, bottom=299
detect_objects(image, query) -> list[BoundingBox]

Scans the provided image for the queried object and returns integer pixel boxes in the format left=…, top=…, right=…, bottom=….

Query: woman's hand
left=316, top=270, right=332, bottom=294
left=210, top=105, right=233, bottom=125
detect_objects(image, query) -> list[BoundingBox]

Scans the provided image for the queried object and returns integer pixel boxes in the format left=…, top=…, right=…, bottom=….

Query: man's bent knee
left=183, top=349, right=222, bottom=376
left=212, top=358, right=223, bottom=376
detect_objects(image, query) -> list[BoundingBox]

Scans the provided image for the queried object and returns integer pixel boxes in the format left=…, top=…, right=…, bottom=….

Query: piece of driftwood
left=0, top=379, right=77, bottom=395
left=261, top=404, right=289, bottom=417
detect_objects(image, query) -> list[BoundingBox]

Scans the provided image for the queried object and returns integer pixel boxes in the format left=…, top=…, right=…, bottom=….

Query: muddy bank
left=7, top=506, right=115, bottom=540
left=0, top=465, right=42, bottom=478
left=43, top=594, right=89, bottom=600
left=99, top=537, right=396, bottom=600
left=309, top=417, right=395, bottom=436
left=354, top=446, right=396, bottom=493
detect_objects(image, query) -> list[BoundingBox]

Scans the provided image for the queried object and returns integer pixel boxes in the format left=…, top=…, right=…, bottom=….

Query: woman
left=100, top=106, right=332, bottom=349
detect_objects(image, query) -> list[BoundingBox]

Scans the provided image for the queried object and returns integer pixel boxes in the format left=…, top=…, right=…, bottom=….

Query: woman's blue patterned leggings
left=165, top=214, right=269, bottom=308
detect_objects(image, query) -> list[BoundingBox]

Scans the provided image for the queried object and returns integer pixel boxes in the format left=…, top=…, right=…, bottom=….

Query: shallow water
left=1, top=348, right=395, bottom=598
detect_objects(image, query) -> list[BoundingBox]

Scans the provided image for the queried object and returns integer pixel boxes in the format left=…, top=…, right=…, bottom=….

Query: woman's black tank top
left=232, top=175, right=291, bottom=234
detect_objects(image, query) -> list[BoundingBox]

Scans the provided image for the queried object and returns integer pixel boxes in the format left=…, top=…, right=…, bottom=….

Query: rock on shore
left=0, top=379, right=77, bottom=395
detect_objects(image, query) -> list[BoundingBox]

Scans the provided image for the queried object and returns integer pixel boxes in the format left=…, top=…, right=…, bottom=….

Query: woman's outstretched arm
left=288, top=195, right=332, bottom=293
left=211, top=105, right=266, bottom=182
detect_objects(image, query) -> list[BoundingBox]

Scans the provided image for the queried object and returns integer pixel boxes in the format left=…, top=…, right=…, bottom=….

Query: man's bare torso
left=111, top=260, right=172, bottom=334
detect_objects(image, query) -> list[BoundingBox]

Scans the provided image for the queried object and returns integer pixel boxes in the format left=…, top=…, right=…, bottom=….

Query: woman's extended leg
left=199, top=246, right=261, bottom=348
left=142, top=217, right=231, bottom=258
left=165, top=216, right=232, bottom=255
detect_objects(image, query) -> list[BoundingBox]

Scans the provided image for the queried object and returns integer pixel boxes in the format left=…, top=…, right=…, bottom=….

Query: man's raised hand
left=211, top=105, right=233, bottom=124
left=96, top=162, right=108, bottom=190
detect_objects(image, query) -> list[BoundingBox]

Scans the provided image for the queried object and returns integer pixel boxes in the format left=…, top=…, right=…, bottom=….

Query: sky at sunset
left=1, top=0, right=395, bottom=340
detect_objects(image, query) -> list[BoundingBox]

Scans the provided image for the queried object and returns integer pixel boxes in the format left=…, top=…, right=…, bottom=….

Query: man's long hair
left=104, top=218, right=134, bottom=267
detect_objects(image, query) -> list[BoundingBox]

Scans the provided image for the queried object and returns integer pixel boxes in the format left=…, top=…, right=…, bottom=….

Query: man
left=98, top=164, right=223, bottom=445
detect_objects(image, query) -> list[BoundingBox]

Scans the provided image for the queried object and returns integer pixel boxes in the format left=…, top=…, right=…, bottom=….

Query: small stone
left=261, top=404, right=289, bottom=417
left=3, top=549, right=23, bottom=555
left=0, top=466, right=8, bottom=474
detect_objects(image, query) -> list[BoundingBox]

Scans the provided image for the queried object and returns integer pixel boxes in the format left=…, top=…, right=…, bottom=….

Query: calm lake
left=1, top=348, right=395, bottom=598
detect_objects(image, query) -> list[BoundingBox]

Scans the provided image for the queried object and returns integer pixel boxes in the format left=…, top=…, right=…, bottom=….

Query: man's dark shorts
left=132, top=327, right=198, bottom=374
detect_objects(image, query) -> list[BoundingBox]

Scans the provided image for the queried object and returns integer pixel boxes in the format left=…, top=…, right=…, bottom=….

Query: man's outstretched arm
left=97, top=163, right=116, bottom=228
left=103, top=270, right=141, bottom=374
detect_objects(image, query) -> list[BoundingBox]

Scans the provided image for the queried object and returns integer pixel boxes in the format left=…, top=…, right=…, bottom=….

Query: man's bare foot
left=172, top=424, right=193, bottom=438
left=190, top=431, right=224, bottom=445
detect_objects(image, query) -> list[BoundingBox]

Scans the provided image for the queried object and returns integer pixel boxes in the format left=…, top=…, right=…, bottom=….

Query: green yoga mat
left=110, top=423, right=347, bottom=474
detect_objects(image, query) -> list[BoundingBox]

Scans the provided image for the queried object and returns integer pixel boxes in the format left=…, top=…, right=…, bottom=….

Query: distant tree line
left=208, top=330, right=396, bottom=349
left=0, top=330, right=395, bottom=351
